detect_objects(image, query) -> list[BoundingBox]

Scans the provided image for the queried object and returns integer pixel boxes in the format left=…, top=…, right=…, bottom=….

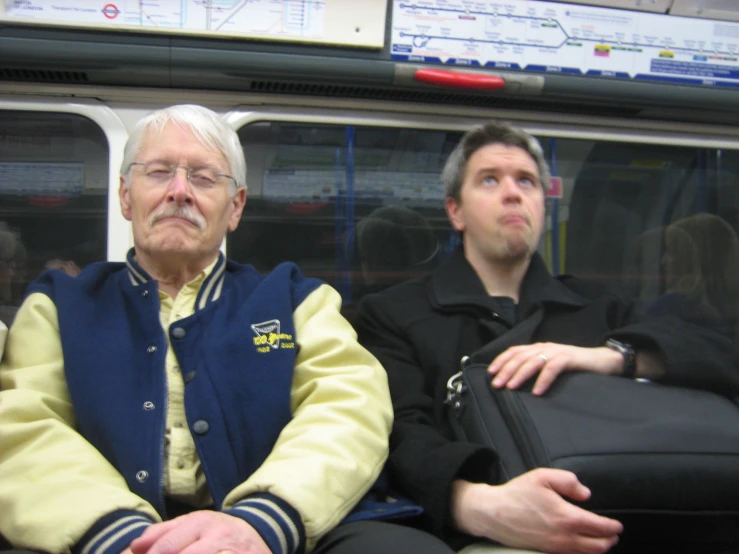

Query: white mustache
left=149, top=206, right=206, bottom=230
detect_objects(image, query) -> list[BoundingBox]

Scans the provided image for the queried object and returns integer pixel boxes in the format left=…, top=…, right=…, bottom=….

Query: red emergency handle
left=414, top=68, right=506, bottom=90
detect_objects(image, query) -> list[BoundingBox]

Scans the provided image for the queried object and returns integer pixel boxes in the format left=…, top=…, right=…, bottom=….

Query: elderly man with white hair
left=0, top=105, right=455, bottom=554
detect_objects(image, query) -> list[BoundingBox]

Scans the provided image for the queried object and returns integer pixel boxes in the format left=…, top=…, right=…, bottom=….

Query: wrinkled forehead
left=470, top=143, right=540, bottom=174
left=138, top=121, right=226, bottom=164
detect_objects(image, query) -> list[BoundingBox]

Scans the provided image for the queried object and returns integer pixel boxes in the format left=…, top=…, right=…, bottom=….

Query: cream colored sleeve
left=0, top=293, right=160, bottom=554
left=223, top=284, right=392, bottom=550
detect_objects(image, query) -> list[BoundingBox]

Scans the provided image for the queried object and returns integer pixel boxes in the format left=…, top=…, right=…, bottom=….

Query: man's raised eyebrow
left=518, top=169, right=541, bottom=185
left=472, top=165, right=500, bottom=179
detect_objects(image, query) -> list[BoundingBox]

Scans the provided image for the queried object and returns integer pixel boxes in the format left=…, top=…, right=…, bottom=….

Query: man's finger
left=488, top=351, right=513, bottom=374
left=501, top=360, right=542, bottom=390
left=130, top=521, right=180, bottom=554
left=565, top=503, right=624, bottom=538
left=144, top=523, right=202, bottom=554
left=492, top=350, right=533, bottom=387
left=531, top=360, right=567, bottom=395
left=570, top=534, right=620, bottom=554
left=536, top=467, right=592, bottom=502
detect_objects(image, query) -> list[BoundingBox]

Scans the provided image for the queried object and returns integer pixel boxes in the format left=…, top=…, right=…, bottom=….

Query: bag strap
left=469, top=308, right=545, bottom=365
left=445, top=307, right=545, bottom=430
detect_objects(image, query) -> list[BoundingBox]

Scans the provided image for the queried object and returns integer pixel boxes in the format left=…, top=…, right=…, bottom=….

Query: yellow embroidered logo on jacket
left=252, top=319, right=295, bottom=352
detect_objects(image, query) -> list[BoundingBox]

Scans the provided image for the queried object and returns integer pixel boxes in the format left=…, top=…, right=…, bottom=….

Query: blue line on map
left=397, top=2, right=739, bottom=57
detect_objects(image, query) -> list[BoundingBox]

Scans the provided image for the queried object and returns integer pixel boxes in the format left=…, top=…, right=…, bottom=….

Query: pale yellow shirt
left=157, top=258, right=218, bottom=508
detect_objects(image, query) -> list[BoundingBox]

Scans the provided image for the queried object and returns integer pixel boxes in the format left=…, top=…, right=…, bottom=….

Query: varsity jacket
left=0, top=250, right=393, bottom=554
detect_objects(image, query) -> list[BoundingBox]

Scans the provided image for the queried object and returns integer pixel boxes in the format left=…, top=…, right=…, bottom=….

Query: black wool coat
left=354, top=247, right=739, bottom=540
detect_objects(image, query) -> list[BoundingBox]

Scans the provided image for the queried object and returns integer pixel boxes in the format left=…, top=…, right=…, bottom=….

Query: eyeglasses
left=128, top=161, right=237, bottom=190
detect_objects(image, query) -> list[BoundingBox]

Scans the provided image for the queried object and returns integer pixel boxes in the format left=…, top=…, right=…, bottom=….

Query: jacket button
left=146, top=346, right=157, bottom=354
left=171, top=327, right=186, bottom=339
left=136, top=470, right=149, bottom=482
left=192, top=420, right=210, bottom=435
left=184, top=371, right=196, bottom=383
left=142, top=290, right=149, bottom=297
left=143, top=401, right=155, bottom=411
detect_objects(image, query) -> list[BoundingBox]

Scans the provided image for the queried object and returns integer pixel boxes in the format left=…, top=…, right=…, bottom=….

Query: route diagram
left=5, top=0, right=326, bottom=38
left=391, top=0, right=739, bottom=87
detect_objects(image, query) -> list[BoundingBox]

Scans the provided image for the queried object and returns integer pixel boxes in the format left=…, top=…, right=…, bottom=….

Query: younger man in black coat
left=354, top=122, right=739, bottom=554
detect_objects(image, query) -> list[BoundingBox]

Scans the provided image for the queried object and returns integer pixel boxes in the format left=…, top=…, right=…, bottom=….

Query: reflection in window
left=563, top=141, right=739, bottom=341
left=0, top=111, right=108, bottom=325
left=234, top=120, right=738, bottom=342
left=232, top=122, right=461, bottom=312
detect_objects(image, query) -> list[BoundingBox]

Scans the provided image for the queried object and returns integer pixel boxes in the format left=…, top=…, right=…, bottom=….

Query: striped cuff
left=74, top=510, right=154, bottom=554
left=224, top=493, right=305, bottom=554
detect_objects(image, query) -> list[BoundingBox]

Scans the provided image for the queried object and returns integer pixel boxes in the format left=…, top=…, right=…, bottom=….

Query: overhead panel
left=670, top=0, right=739, bottom=22
left=0, top=0, right=388, bottom=49
left=391, top=0, right=739, bottom=90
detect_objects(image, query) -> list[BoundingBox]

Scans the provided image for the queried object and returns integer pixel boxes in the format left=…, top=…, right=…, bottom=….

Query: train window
left=559, top=138, right=739, bottom=342
left=233, top=119, right=738, bottom=341
left=0, top=111, right=108, bottom=325
left=232, top=121, right=462, bottom=314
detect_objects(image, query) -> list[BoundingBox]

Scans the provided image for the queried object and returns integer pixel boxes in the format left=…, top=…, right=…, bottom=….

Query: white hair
left=120, top=104, right=247, bottom=193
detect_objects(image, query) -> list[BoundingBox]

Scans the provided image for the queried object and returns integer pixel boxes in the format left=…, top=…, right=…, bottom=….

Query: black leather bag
left=445, top=312, right=739, bottom=546
left=447, top=366, right=739, bottom=515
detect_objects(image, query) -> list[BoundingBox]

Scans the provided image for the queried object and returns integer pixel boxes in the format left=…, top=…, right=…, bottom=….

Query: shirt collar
left=125, top=248, right=227, bottom=311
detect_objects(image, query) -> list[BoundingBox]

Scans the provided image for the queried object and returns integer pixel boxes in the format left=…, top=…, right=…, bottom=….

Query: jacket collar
left=124, top=247, right=227, bottom=311
left=430, top=246, right=588, bottom=317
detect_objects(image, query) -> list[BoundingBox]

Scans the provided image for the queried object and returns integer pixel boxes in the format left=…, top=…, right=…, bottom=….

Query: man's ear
left=445, top=196, right=465, bottom=232
left=119, top=176, right=133, bottom=221
left=228, top=187, right=247, bottom=232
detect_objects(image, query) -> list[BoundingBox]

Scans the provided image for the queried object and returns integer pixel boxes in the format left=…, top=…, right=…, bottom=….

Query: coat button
left=146, top=346, right=157, bottom=354
left=171, top=327, right=186, bottom=339
left=184, top=371, right=196, bottom=383
left=143, top=401, right=155, bottom=410
left=192, top=420, right=210, bottom=435
left=136, top=470, right=149, bottom=482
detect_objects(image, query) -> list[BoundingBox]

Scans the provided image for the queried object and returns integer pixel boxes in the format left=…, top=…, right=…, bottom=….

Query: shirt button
left=192, top=420, right=210, bottom=435
left=184, top=371, right=196, bottom=383
left=136, top=470, right=149, bottom=483
left=174, top=421, right=184, bottom=428
left=172, top=366, right=180, bottom=373
left=171, top=327, right=186, bottom=339
left=143, top=401, right=155, bottom=411
left=176, top=459, right=186, bottom=469
left=146, top=346, right=157, bottom=354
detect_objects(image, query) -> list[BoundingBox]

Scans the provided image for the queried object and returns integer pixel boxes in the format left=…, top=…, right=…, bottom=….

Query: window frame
left=0, top=96, right=129, bottom=261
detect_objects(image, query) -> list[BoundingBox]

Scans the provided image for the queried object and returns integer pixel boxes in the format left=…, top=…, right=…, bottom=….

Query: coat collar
left=430, top=246, right=588, bottom=318
left=124, top=247, right=227, bottom=311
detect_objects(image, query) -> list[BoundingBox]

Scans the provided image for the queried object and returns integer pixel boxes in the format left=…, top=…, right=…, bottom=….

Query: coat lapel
left=429, top=247, right=591, bottom=363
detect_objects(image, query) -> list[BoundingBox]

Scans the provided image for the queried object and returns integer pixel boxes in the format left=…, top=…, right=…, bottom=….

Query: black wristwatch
left=605, top=338, right=637, bottom=379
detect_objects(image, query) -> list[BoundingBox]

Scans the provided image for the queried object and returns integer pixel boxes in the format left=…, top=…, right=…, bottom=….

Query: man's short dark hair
left=441, top=121, right=551, bottom=201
